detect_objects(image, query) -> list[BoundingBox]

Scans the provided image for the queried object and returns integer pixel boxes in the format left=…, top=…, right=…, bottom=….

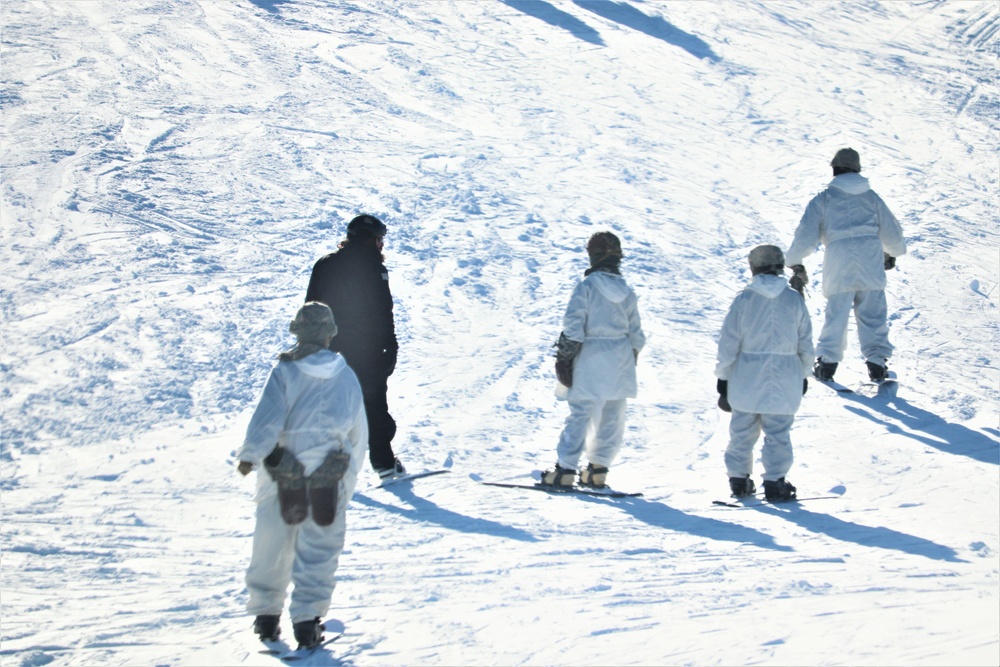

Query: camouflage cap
left=748, top=244, right=785, bottom=270
left=289, top=302, right=338, bottom=344
left=830, top=147, right=861, bottom=172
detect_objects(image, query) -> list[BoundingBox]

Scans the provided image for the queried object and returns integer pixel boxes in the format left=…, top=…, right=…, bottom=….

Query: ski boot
left=763, top=477, right=797, bottom=502
left=263, top=447, right=309, bottom=525
left=308, top=450, right=351, bottom=526
left=866, top=361, right=888, bottom=383
left=578, top=463, right=609, bottom=489
left=729, top=475, right=756, bottom=498
left=376, top=457, right=406, bottom=481
left=253, top=614, right=281, bottom=642
left=293, top=617, right=324, bottom=649
left=813, top=357, right=838, bottom=381
left=540, top=464, right=575, bottom=487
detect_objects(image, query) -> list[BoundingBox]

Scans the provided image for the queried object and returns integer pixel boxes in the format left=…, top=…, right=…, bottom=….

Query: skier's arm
left=874, top=194, right=906, bottom=258
left=796, top=301, right=815, bottom=378
left=377, top=264, right=399, bottom=373
left=236, top=366, right=289, bottom=467
left=785, top=194, right=825, bottom=267
left=626, top=292, right=646, bottom=356
left=555, top=283, right=588, bottom=387
left=561, top=282, right=588, bottom=344
left=379, top=268, right=397, bottom=343
left=714, top=296, right=743, bottom=380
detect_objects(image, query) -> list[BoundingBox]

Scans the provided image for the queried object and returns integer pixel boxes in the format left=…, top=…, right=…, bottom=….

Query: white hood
left=828, top=172, right=871, bottom=195
left=589, top=271, right=631, bottom=304
left=293, top=349, right=347, bottom=380
left=746, top=273, right=789, bottom=299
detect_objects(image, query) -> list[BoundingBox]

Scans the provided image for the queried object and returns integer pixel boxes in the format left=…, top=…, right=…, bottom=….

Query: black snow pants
left=341, top=349, right=398, bottom=471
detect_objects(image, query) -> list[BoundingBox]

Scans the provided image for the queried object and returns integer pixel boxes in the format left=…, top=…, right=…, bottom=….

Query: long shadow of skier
left=572, top=1, right=721, bottom=62
left=501, top=0, right=605, bottom=46
left=247, top=0, right=291, bottom=13
left=837, top=389, right=998, bottom=465
left=352, top=484, right=541, bottom=543
left=757, top=504, right=965, bottom=563
left=579, top=494, right=793, bottom=552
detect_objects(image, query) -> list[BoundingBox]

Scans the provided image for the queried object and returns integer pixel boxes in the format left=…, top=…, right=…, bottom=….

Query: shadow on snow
left=572, top=1, right=721, bottom=62
left=838, top=392, right=999, bottom=466
left=247, top=0, right=292, bottom=14
left=352, top=484, right=541, bottom=543
left=589, top=495, right=794, bottom=553
left=500, top=0, right=605, bottom=46
left=758, top=504, right=965, bottom=563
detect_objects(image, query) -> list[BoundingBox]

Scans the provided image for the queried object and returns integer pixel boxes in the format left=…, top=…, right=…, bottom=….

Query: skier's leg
left=363, top=387, right=397, bottom=472
left=587, top=398, right=627, bottom=468
left=246, top=493, right=297, bottom=617
left=288, top=485, right=347, bottom=624
left=724, top=410, right=761, bottom=478
left=556, top=399, right=598, bottom=470
left=815, top=292, right=854, bottom=363
left=854, top=289, right=892, bottom=366
left=343, top=348, right=397, bottom=472
left=759, top=413, right=795, bottom=482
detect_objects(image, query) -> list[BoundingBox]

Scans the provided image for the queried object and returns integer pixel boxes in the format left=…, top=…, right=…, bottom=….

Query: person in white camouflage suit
left=785, top=147, right=907, bottom=383
left=544, top=232, right=646, bottom=490
left=716, top=245, right=814, bottom=501
left=236, top=302, right=368, bottom=650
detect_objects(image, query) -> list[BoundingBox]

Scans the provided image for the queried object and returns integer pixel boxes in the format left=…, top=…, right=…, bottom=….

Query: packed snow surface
left=2, top=1, right=997, bottom=665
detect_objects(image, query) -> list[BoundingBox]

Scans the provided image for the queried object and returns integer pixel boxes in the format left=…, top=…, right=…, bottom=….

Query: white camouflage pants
left=725, top=410, right=794, bottom=482
left=245, top=485, right=346, bottom=623
left=816, top=289, right=892, bottom=365
left=556, top=398, right=627, bottom=470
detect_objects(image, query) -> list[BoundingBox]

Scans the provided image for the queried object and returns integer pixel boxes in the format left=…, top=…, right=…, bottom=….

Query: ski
left=279, top=632, right=343, bottom=661
left=479, top=480, right=642, bottom=498
left=377, top=469, right=450, bottom=488
left=711, top=495, right=842, bottom=508
left=855, top=373, right=899, bottom=397
left=816, top=370, right=897, bottom=396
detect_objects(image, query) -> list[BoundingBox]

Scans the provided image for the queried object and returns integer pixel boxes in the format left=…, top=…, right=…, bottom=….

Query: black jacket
left=305, top=242, right=397, bottom=385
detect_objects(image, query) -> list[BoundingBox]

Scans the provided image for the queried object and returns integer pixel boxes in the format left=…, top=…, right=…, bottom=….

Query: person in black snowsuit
left=305, top=214, right=404, bottom=480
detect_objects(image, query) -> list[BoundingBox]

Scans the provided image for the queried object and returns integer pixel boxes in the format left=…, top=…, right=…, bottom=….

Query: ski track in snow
left=1, top=1, right=997, bottom=665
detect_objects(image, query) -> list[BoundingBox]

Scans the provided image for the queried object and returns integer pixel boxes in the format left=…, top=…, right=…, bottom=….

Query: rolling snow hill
left=2, top=1, right=998, bottom=665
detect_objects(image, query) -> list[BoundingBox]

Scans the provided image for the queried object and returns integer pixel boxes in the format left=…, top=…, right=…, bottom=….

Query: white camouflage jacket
left=786, top=172, right=907, bottom=297
left=716, top=274, right=814, bottom=415
left=563, top=270, right=646, bottom=401
left=237, top=349, right=368, bottom=502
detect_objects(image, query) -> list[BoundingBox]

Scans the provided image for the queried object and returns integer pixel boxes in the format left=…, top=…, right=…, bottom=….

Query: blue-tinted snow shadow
left=572, top=1, right=720, bottom=62
left=247, top=0, right=332, bottom=33
left=838, top=391, right=999, bottom=466
left=501, top=0, right=605, bottom=46
left=596, top=495, right=793, bottom=552
left=248, top=0, right=291, bottom=13
left=353, top=485, right=540, bottom=543
left=758, top=504, right=965, bottom=563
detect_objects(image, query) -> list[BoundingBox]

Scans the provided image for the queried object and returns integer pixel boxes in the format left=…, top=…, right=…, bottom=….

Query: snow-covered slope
left=2, top=1, right=997, bottom=665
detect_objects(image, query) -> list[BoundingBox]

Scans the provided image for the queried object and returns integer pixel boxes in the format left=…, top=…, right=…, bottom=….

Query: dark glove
left=717, top=379, right=732, bottom=413
left=263, top=446, right=305, bottom=483
left=555, top=359, right=573, bottom=387
left=554, top=333, right=582, bottom=387
left=884, top=253, right=896, bottom=270
left=789, top=264, right=808, bottom=297
left=383, top=346, right=398, bottom=377
left=237, top=460, right=254, bottom=476
left=803, top=378, right=809, bottom=396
